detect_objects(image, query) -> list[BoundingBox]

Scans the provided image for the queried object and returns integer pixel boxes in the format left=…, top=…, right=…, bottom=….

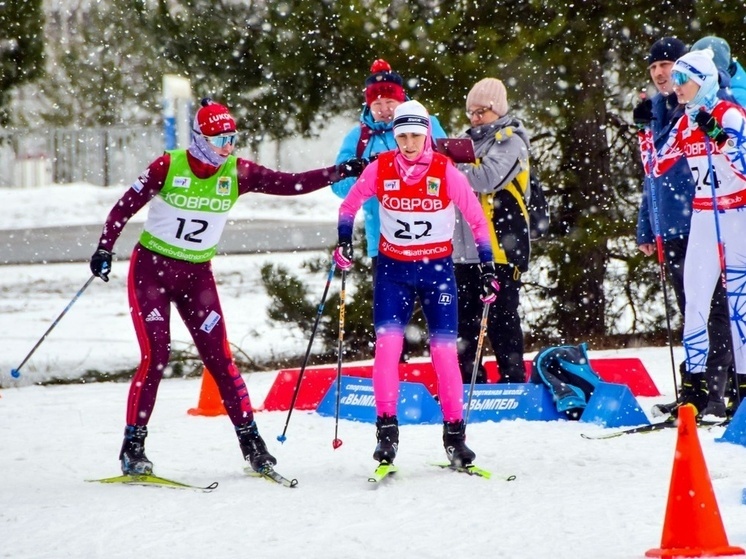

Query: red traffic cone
left=646, top=404, right=745, bottom=558
left=187, top=368, right=227, bottom=417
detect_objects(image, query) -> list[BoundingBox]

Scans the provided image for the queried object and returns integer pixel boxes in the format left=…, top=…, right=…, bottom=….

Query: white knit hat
left=393, top=100, right=430, bottom=135
left=673, top=50, right=717, bottom=86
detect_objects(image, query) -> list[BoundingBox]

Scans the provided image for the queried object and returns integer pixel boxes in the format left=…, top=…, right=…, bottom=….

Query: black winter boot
left=236, top=421, right=277, bottom=472
left=443, top=420, right=476, bottom=467
left=373, top=414, right=399, bottom=464
left=120, top=425, right=153, bottom=475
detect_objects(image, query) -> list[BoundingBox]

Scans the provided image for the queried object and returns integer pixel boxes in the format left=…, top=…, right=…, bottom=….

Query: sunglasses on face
left=672, top=71, right=690, bottom=87
left=204, top=132, right=237, bottom=148
left=466, top=106, right=493, bottom=119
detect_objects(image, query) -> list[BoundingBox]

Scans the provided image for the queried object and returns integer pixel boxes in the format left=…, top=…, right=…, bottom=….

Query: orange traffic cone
left=646, top=404, right=745, bottom=558
left=187, top=367, right=227, bottom=417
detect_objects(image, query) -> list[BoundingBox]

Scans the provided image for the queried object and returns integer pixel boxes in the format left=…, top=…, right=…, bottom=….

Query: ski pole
left=702, top=132, right=741, bottom=405
left=642, top=114, right=679, bottom=401
left=10, top=274, right=96, bottom=378
left=464, top=302, right=490, bottom=426
left=277, top=261, right=337, bottom=443
left=332, top=269, right=347, bottom=449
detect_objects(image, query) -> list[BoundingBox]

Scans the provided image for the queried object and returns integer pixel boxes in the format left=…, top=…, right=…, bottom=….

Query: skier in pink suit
left=333, top=100, right=500, bottom=467
left=89, top=98, right=365, bottom=476
left=640, top=50, right=746, bottom=416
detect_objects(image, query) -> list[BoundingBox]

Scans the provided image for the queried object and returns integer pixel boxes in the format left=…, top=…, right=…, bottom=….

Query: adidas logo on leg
left=145, top=308, right=165, bottom=322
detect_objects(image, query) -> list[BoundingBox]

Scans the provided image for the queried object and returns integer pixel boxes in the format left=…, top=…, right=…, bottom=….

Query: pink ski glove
left=479, top=262, right=500, bottom=304
left=333, top=241, right=353, bottom=271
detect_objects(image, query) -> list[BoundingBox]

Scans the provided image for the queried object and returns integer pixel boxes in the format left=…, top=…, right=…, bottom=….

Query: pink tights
left=372, top=330, right=463, bottom=422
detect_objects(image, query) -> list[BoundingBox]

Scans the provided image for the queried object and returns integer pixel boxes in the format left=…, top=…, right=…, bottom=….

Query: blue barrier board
left=464, top=383, right=564, bottom=422
left=316, top=377, right=442, bottom=425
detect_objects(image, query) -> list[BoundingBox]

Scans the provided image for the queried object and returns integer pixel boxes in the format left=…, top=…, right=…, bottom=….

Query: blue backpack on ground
left=530, top=343, right=601, bottom=419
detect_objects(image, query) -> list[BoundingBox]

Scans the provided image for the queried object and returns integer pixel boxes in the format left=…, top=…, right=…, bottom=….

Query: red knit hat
left=194, top=98, right=236, bottom=136
left=365, top=59, right=406, bottom=105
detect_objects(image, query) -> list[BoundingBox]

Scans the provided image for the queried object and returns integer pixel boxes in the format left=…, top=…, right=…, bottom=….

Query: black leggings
left=455, top=263, right=525, bottom=383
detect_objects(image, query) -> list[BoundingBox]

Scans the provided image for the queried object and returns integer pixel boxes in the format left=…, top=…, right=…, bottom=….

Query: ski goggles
left=203, top=132, right=237, bottom=148
left=671, top=71, right=690, bottom=87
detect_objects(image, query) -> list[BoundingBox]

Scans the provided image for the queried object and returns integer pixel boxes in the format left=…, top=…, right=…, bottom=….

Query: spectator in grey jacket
left=452, top=77, right=531, bottom=384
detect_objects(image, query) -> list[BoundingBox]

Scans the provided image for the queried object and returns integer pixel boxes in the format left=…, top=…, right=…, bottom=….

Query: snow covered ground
left=3, top=348, right=746, bottom=559
left=3, top=184, right=746, bottom=558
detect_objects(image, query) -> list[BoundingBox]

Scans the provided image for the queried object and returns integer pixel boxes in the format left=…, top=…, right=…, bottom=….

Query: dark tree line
left=0, top=0, right=44, bottom=126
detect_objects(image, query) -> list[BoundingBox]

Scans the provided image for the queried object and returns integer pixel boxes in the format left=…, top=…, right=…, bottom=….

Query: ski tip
left=276, top=434, right=287, bottom=444
left=10, top=368, right=20, bottom=378
left=332, top=438, right=343, bottom=449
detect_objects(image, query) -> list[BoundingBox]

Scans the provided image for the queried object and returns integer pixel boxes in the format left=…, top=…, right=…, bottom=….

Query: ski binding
left=245, top=464, right=298, bottom=488
left=368, top=462, right=398, bottom=483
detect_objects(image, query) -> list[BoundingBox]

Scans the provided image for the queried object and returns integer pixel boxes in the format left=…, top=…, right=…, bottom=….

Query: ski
left=431, top=462, right=516, bottom=481
left=368, top=462, right=398, bottom=483
left=581, top=421, right=675, bottom=439
left=86, top=473, right=218, bottom=492
left=581, top=418, right=728, bottom=440
left=708, top=418, right=731, bottom=430
left=245, top=465, right=298, bottom=488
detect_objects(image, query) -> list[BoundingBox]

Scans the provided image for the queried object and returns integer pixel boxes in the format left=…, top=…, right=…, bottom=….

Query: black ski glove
left=90, top=248, right=112, bottom=282
left=695, top=109, right=729, bottom=144
left=337, top=157, right=368, bottom=178
left=632, top=98, right=654, bottom=130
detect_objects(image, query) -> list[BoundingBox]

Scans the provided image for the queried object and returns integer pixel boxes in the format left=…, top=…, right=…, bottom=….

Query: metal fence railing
left=0, top=126, right=163, bottom=188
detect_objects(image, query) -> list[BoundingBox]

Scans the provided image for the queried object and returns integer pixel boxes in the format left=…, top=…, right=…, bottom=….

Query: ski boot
left=674, top=372, right=709, bottom=418
left=373, top=414, right=399, bottom=464
left=702, top=364, right=728, bottom=418
left=443, top=419, right=476, bottom=467
left=726, top=374, right=746, bottom=419
left=236, top=421, right=276, bottom=472
left=120, top=425, right=154, bottom=475
left=702, top=399, right=727, bottom=418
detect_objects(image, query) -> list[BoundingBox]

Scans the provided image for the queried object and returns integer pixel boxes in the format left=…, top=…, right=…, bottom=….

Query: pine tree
left=253, top=0, right=746, bottom=347
left=0, top=0, right=45, bottom=125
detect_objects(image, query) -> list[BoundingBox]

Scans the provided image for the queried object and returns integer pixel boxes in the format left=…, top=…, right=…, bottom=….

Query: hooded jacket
left=730, top=60, right=746, bottom=108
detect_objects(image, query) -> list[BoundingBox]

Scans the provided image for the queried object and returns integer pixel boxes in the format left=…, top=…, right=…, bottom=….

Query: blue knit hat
left=691, top=36, right=732, bottom=75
